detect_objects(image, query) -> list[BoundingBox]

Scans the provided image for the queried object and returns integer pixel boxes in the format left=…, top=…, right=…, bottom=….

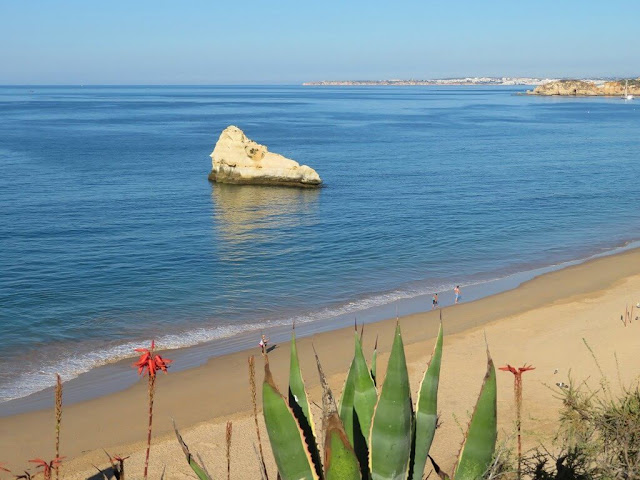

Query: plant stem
left=226, top=421, right=232, bottom=480
left=144, top=375, right=156, bottom=480
left=55, top=374, right=62, bottom=480
left=516, top=374, right=522, bottom=480
left=248, top=356, right=268, bottom=480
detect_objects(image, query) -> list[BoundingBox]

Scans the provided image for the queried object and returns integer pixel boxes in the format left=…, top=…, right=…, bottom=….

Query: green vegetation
left=486, top=362, right=640, bottom=480
left=542, top=375, right=640, bottom=479
left=258, top=321, right=497, bottom=480
left=4, top=313, right=639, bottom=480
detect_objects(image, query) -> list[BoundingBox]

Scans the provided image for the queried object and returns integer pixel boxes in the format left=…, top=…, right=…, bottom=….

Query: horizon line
left=2, top=74, right=639, bottom=88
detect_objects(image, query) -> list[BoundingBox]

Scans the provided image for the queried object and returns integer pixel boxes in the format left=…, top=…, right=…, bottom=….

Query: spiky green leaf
left=263, top=361, right=319, bottom=480
left=353, top=333, right=378, bottom=446
left=288, top=328, right=322, bottom=476
left=325, top=425, right=362, bottom=480
left=173, top=421, right=212, bottom=480
left=289, top=328, right=313, bottom=429
left=454, top=349, right=497, bottom=480
left=314, top=349, right=361, bottom=480
left=410, top=322, right=443, bottom=480
left=369, top=324, right=413, bottom=480
left=339, top=356, right=357, bottom=447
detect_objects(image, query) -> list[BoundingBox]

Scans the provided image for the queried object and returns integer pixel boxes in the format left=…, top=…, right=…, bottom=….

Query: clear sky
left=1, top=0, right=638, bottom=84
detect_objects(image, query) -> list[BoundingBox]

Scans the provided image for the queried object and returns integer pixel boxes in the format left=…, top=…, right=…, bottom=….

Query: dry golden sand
left=1, top=248, right=640, bottom=479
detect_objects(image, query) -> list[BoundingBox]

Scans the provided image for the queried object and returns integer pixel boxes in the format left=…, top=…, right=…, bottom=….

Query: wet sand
left=1, top=247, right=639, bottom=479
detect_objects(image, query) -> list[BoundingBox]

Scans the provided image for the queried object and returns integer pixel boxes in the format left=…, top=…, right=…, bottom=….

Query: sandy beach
left=1, top=247, right=639, bottom=479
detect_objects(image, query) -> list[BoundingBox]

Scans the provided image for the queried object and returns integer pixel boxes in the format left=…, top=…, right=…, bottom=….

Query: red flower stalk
left=28, top=458, right=63, bottom=480
left=0, top=463, right=10, bottom=475
left=54, top=374, right=62, bottom=480
left=499, top=364, right=535, bottom=480
left=108, top=454, right=129, bottom=480
left=132, top=341, right=171, bottom=480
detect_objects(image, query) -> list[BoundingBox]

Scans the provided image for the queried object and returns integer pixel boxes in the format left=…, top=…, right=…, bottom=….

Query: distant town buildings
left=303, top=77, right=573, bottom=86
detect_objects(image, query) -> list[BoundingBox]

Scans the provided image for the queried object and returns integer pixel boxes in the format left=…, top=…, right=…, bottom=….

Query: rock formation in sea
left=528, top=78, right=640, bottom=96
left=601, top=79, right=640, bottom=96
left=208, top=126, right=322, bottom=187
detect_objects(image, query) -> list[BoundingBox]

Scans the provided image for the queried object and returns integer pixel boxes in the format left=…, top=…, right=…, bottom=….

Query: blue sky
left=1, top=0, right=638, bottom=84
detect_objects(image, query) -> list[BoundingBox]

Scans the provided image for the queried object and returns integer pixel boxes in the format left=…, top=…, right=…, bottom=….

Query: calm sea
left=1, top=85, right=639, bottom=403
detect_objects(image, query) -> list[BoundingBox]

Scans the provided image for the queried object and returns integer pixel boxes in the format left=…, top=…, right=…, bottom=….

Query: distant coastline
left=303, top=77, right=554, bottom=86
left=302, top=76, right=635, bottom=87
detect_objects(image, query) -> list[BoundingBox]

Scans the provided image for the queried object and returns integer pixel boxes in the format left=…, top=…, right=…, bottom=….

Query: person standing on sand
left=432, top=293, right=439, bottom=309
left=454, top=285, right=461, bottom=304
left=259, top=334, right=269, bottom=355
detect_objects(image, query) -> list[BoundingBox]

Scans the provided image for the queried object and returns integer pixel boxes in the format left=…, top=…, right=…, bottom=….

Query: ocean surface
left=1, top=85, right=640, bottom=404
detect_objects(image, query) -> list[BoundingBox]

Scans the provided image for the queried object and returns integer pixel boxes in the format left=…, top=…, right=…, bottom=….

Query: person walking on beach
left=454, top=285, right=461, bottom=304
left=259, top=334, right=269, bottom=355
left=432, top=293, right=439, bottom=309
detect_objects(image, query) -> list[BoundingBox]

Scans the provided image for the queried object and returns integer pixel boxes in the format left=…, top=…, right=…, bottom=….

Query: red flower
left=499, top=364, right=535, bottom=375
left=133, top=340, right=172, bottom=377
left=499, top=363, right=535, bottom=479
left=28, top=458, right=63, bottom=479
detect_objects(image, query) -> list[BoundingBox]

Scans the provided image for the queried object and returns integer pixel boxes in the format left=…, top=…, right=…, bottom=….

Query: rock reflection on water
left=210, top=183, right=321, bottom=251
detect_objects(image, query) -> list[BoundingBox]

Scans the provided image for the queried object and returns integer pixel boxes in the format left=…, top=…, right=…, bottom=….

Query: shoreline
left=2, top=238, right=639, bottom=416
left=1, top=245, right=640, bottom=476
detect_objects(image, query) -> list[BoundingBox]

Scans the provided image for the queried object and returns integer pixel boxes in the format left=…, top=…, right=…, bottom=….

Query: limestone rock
left=602, top=79, right=640, bottom=96
left=208, top=126, right=322, bottom=187
left=528, top=80, right=601, bottom=96
left=527, top=78, right=640, bottom=96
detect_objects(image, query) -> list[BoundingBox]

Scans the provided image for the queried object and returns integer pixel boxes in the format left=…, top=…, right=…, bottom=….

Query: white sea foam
left=0, top=281, right=456, bottom=402
left=3, top=238, right=640, bottom=404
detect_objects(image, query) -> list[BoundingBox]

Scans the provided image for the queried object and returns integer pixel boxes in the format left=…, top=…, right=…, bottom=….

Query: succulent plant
left=262, top=319, right=497, bottom=480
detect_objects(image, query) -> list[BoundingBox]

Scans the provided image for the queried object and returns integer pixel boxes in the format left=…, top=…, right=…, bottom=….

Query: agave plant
left=262, top=319, right=497, bottom=480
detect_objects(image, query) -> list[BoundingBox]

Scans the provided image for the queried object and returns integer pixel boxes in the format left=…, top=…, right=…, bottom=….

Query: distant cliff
left=528, top=79, right=640, bottom=96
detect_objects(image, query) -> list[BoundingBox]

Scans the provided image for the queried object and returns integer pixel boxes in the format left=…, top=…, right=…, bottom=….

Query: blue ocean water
left=1, top=85, right=639, bottom=402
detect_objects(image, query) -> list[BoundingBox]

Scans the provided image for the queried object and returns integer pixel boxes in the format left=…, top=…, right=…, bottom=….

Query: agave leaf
left=325, top=421, right=363, bottom=480
left=369, top=324, right=413, bottom=480
left=289, top=328, right=322, bottom=476
left=353, top=332, right=378, bottom=448
left=173, top=420, right=212, bottom=480
left=289, top=327, right=314, bottom=428
left=314, top=348, right=362, bottom=480
left=454, top=347, right=497, bottom=480
left=340, top=330, right=377, bottom=477
left=410, top=321, right=443, bottom=480
left=339, top=354, right=357, bottom=447
left=263, top=360, right=319, bottom=480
